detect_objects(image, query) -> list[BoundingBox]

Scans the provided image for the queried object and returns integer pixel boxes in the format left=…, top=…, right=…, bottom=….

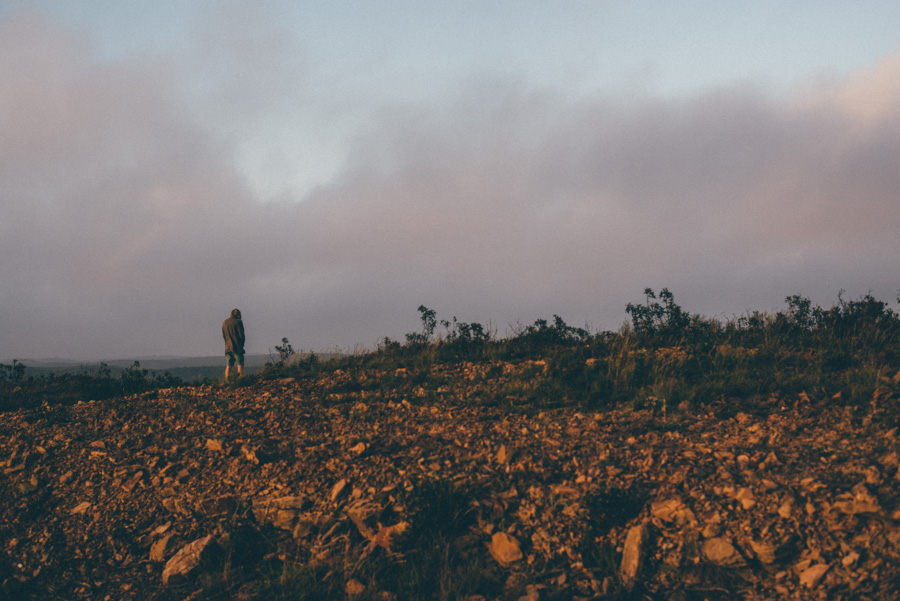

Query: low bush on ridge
left=0, top=361, right=185, bottom=412
left=263, top=289, right=900, bottom=412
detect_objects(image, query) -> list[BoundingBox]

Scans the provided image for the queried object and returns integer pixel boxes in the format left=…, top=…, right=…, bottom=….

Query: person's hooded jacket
left=222, top=310, right=245, bottom=355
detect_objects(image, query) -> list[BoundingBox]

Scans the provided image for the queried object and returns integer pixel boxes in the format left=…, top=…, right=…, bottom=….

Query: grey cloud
left=187, top=1, right=308, bottom=119
left=283, top=76, right=900, bottom=335
left=1, top=9, right=899, bottom=360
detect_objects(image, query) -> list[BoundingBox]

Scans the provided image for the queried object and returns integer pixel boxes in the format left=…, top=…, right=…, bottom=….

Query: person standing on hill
left=223, top=308, right=245, bottom=380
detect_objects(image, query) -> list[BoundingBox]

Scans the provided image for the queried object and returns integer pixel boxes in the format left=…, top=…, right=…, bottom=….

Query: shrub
left=405, top=305, right=437, bottom=346
left=274, top=337, right=296, bottom=363
left=260, top=338, right=322, bottom=379
left=625, top=288, right=691, bottom=343
left=0, top=360, right=26, bottom=381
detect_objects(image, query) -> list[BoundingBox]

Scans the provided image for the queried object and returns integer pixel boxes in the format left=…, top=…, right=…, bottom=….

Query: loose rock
left=161, top=535, right=220, bottom=586
left=489, top=532, right=523, bottom=567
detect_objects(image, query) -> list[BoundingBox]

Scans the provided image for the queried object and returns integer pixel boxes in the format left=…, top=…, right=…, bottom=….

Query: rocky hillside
left=2, top=360, right=900, bottom=600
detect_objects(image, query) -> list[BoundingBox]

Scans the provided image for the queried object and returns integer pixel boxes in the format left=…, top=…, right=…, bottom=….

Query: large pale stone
left=488, top=532, right=523, bottom=567
left=702, top=537, right=745, bottom=568
left=799, top=563, right=830, bottom=588
left=620, top=523, right=646, bottom=590
left=162, top=535, right=219, bottom=585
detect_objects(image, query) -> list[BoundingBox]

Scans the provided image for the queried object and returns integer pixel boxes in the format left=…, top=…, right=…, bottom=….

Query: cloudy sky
left=2, top=1, right=900, bottom=361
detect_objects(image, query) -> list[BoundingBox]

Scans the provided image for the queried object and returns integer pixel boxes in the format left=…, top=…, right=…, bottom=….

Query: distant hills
left=10, top=355, right=274, bottom=383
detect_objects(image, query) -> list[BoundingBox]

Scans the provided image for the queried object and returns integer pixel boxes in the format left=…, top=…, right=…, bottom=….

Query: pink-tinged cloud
left=1, top=8, right=898, bottom=360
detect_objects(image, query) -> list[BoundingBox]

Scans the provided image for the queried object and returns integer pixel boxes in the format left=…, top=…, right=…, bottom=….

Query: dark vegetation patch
left=0, top=361, right=185, bottom=412
left=255, top=289, right=900, bottom=417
